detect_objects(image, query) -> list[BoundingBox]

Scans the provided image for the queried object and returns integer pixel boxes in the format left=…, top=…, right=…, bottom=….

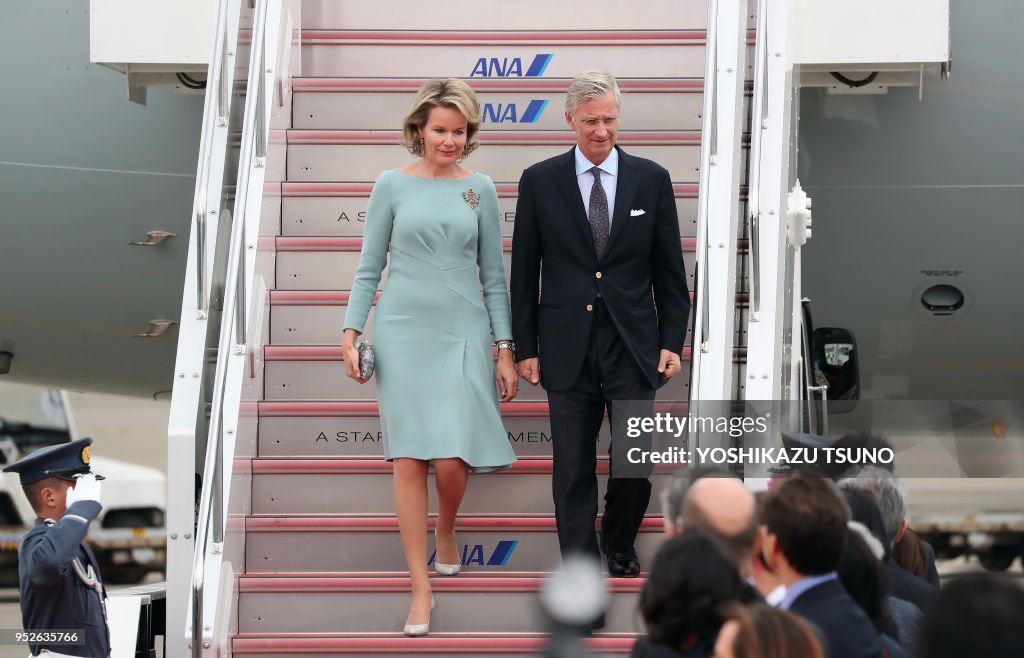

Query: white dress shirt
left=574, top=146, right=619, bottom=231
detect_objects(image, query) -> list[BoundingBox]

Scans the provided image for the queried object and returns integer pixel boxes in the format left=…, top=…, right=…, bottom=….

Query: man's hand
left=517, top=357, right=541, bottom=386
left=66, top=474, right=102, bottom=507
left=657, top=349, right=682, bottom=380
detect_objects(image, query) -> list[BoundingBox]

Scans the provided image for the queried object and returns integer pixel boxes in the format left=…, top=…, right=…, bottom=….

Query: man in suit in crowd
left=3, top=437, right=109, bottom=658
left=663, top=471, right=760, bottom=582
left=511, top=70, right=690, bottom=578
left=783, top=429, right=940, bottom=587
left=838, top=467, right=938, bottom=610
left=760, top=477, right=884, bottom=658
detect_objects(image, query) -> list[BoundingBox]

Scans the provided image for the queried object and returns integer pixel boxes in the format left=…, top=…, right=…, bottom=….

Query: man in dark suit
left=760, top=477, right=884, bottom=658
left=510, top=70, right=690, bottom=577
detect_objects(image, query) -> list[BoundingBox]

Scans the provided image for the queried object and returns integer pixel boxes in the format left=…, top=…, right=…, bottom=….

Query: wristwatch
left=495, top=339, right=516, bottom=352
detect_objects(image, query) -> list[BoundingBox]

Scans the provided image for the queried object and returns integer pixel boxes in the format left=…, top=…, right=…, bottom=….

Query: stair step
left=250, top=457, right=677, bottom=516
left=299, top=30, right=722, bottom=79
left=285, top=130, right=708, bottom=183
left=257, top=401, right=698, bottom=458
left=262, top=345, right=699, bottom=401
left=237, top=573, right=646, bottom=634
left=268, top=290, right=746, bottom=346
left=279, top=182, right=701, bottom=238
left=234, top=633, right=637, bottom=657
left=245, top=516, right=665, bottom=574
left=301, top=0, right=708, bottom=31
left=272, top=236, right=708, bottom=291
left=293, top=77, right=710, bottom=132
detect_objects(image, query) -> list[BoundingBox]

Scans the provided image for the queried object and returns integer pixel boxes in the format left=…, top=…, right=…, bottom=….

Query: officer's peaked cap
left=2, top=437, right=103, bottom=485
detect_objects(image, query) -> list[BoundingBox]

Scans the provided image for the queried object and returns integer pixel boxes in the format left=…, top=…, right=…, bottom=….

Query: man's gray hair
left=660, top=473, right=689, bottom=532
left=565, top=70, right=622, bottom=115
left=838, top=466, right=908, bottom=548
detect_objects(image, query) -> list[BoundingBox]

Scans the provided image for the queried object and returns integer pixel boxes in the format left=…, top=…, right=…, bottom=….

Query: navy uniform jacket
left=18, top=500, right=110, bottom=658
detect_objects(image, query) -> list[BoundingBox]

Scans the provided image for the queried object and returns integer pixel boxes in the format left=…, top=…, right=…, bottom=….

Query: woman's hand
left=342, top=328, right=369, bottom=384
left=496, top=351, right=519, bottom=402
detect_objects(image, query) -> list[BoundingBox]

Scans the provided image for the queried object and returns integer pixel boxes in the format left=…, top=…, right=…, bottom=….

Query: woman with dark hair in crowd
left=841, top=489, right=923, bottom=655
left=713, top=604, right=825, bottom=658
left=838, top=523, right=911, bottom=658
left=632, top=532, right=745, bottom=657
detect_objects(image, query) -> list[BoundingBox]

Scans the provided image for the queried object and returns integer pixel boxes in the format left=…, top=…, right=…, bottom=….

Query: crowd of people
left=630, top=449, right=1024, bottom=658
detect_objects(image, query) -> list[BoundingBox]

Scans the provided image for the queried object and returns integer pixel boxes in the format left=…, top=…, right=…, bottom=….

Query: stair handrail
left=190, top=0, right=233, bottom=320
left=748, top=0, right=770, bottom=318
left=189, top=0, right=275, bottom=655
left=695, top=0, right=720, bottom=354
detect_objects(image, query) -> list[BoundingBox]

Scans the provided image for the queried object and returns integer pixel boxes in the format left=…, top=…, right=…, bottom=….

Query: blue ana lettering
left=464, top=544, right=485, bottom=565
left=482, top=103, right=518, bottom=124
left=469, top=57, right=524, bottom=78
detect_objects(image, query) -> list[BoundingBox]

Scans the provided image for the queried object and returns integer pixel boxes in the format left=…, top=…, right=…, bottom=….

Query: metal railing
left=190, top=0, right=234, bottom=320
left=695, top=0, right=720, bottom=353
left=189, top=0, right=276, bottom=654
left=747, top=0, right=770, bottom=318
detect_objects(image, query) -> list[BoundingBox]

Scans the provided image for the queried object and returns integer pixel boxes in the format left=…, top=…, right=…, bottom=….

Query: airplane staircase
left=171, top=0, right=757, bottom=656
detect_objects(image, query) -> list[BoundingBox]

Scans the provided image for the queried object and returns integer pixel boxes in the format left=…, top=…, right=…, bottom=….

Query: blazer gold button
left=586, top=304, right=593, bottom=312
left=595, top=272, right=602, bottom=279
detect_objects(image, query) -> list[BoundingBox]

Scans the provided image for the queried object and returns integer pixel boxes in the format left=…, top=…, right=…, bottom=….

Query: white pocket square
left=630, top=209, right=646, bottom=217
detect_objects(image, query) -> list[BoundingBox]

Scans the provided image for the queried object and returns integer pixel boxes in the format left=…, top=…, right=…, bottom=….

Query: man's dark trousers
left=548, top=298, right=655, bottom=559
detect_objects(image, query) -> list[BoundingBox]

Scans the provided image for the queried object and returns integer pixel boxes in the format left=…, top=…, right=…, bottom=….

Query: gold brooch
left=462, top=189, right=480, bottom=209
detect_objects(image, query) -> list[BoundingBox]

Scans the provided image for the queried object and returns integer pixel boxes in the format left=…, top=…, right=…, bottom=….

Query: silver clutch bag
left=356, top=339, right=375, bottom=379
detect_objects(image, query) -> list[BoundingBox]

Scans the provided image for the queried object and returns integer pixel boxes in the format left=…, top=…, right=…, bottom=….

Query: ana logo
left=482, top=100, right=548, bottom=124
left=428, top=540, right=519, bottom=567
left=470, top=54, right=553, bottom=78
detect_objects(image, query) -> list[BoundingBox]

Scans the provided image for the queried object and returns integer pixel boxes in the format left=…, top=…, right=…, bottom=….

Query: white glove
left=66, top=474, right=102, bottom=507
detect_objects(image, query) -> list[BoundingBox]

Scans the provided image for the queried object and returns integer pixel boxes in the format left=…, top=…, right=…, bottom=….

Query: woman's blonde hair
left=402, top=78, right=481, bottom=159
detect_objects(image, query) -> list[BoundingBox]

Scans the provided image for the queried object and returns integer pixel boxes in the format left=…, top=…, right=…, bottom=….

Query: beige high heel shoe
left=434, top=530, right=461, bottom=576
left=403, top=595, right=435, bottom=637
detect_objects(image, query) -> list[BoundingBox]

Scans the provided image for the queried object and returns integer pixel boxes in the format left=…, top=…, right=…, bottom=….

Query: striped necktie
left=589, top=166, right=609, bottom=258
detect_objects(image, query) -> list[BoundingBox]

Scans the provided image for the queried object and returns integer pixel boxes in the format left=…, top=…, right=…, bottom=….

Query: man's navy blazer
left=510, top=146, right=690, bottom=392
left=789, top=578, right=885, bottom=658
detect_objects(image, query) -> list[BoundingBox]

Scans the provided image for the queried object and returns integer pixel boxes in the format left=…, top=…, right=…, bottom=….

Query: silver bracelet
left=495, top=339, right=516, bottom=352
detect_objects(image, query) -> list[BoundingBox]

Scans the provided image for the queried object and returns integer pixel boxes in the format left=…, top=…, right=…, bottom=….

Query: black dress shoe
left=607, top=550, right=641, bottom=578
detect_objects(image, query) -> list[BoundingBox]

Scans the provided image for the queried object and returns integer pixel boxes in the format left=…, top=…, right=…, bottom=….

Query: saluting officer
left=2, top=437, right=110, bottom=658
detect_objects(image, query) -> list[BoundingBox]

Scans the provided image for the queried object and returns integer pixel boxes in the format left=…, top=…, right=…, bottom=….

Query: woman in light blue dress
left=341, top=79, right=518, bottom=636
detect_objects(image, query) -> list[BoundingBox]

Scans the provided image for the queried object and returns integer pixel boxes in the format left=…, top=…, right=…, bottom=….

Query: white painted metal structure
left=90, top=0, right=214, bottom=68
left=687, top=0, right=748, bottom=420
left=743, top=0, right=950, bottom=407
left=164, top=0, right=243, bottom=648
left=743, top=0, right=800, bottom=407
left=795, top=0, right=951, bottom=90
left=90, top=0, right=214, bottom=99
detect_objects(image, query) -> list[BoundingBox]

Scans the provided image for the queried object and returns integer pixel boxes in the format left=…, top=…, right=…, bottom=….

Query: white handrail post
left=689, top=0, right=749, bottom=451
